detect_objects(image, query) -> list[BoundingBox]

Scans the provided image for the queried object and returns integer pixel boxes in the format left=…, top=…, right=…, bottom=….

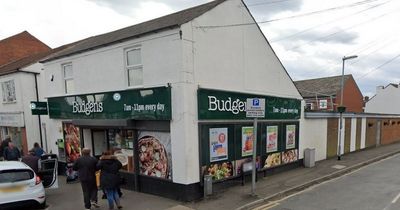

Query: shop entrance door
left=92, top=130, right=107, bottom=158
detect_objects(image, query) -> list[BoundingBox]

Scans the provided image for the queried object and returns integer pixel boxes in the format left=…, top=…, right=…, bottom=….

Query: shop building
left=0, top=32, right=51, bottom=154
left=295, top=75, right=364, bottom=112
left=41, top=0, right=302, bottom=201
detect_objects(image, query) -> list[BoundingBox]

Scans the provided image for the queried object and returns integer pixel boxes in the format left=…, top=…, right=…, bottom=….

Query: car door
left=39, top=154, right=59, bottom=189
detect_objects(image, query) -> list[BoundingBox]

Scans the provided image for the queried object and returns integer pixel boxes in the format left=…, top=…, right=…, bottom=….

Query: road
left=255, top=154, right=400, bottom=210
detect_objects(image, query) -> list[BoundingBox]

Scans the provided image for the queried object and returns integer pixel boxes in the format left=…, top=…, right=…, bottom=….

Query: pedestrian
left=21, top=149, right=40, bottom=174
left=73, top=148, right=100, bottom=210
left=3, top=142, right=21, bottom=161
left=0, top=136, right=11, bottom=161
left=97, top=151, right=123, bottom=210
left=32, top=142, right=45, bottom=158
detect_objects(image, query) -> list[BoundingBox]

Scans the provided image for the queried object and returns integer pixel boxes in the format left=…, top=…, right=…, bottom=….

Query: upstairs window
left=1, top=80, right=16, bottom=103
left=126, top=48, right=143, bottom=87
left=63, top=63, right=74, bottom=94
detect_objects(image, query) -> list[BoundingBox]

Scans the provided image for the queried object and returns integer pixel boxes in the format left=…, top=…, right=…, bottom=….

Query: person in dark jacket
left=21, top=149, right=40, bottom=174
left=73, top=148, right=99, bottom=210
left=97, top=151, right=122, bottom=210
left=0, top=137, right=11, bottom=160
left=3, top=142, right=21, bottom=161
left=32, top=142, right=45, bottom=158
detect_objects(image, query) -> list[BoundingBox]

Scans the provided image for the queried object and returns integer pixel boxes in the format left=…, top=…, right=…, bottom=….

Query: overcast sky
left=1, top=0, right=399, bottom=97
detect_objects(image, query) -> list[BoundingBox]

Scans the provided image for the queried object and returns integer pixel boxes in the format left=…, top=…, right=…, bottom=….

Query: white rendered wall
left=299, top=117, right=327, bottom=162
left=361, top=118, right=366, bottom=149
left=43, top=29, right=181, bottom=97
left=350, top=118, right=357, bottom=152
left=365, top=85, right=400, bottom=114
left=0, top=70, right=43, bottom=150
left=174, top=0, right=302, bottom=184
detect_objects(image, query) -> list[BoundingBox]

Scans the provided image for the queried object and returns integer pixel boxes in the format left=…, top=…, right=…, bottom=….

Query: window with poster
left=108, top=129, right=134, bottom=173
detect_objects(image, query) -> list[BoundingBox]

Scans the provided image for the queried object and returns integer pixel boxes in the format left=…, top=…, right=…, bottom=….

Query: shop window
left=126, top=48, right=143, bottom=87
left=63, top=63, right=74, bottom=94
left=108, top=129, right=134, bottom=173
left=1, top=80, right=16, bottom=103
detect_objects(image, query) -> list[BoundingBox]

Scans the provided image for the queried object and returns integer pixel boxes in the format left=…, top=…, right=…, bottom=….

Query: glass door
left=92, top=130, right=107, bottom=157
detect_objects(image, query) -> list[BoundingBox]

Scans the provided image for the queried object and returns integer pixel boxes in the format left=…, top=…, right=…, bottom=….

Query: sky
left=0, top=0, right=399, bottom=97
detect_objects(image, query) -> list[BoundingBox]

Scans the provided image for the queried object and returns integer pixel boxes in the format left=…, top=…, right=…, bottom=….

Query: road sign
left=246, top=98, right=265, bottom=118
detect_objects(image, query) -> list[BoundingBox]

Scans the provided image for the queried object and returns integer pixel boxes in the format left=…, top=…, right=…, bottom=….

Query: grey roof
left=42, top=0, right=226, bottom=63
left=294, top=75, right=352, bottom=98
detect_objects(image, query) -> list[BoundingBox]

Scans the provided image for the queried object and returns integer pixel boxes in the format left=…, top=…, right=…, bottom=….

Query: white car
left=0, top=161, right=46, bottom=209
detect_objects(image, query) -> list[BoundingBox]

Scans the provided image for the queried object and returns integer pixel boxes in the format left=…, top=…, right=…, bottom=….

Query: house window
left=63, top=63, right=74, bottom=94
left=305, top=103, right=313, bottom=110
left=319, top=99, right=328, bottom=109
left=126, top=48, right=143, bottom=87
left=1, top=80, right=16, bottom=103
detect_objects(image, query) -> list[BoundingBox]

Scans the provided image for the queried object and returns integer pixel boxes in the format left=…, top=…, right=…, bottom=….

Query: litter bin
left=304, top=148, right=315, bottom=168
left=204, top=175, right=213, bottom=197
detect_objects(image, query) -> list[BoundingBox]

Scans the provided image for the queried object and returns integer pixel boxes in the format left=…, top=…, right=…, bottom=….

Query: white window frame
left=62, top=63, right=74, bottom=94
left=1, top=80, right=16, bottom=103
left=319, top=99, right=328, bottom=109
left=125, top=47, right=143, bottom=87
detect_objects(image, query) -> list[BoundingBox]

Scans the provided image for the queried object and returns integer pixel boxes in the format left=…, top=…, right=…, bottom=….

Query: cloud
left=87, top=0, right=211, bottom=16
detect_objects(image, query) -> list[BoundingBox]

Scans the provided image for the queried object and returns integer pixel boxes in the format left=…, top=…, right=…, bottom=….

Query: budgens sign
left=198, top=89, right=301, bottom=120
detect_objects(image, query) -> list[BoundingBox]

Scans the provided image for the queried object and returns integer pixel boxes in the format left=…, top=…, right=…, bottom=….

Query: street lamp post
left=338, top=55, right=357, bottom=160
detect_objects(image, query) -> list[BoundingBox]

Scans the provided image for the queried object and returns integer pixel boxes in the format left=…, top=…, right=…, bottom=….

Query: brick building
left=295, top=75, right=364, bottom=113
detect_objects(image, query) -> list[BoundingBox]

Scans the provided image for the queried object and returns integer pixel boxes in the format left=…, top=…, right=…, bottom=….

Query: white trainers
left=91, top=201, right=100, bottom=208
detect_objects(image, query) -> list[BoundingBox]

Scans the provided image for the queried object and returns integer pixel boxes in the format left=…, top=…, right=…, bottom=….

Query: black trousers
left=80, top=180, right=98, bottom=209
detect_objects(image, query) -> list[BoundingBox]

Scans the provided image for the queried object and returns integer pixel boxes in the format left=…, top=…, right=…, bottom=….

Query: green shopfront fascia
left=197, top=88, right=302, bottom=183
left=47, top=87, right=178, bottom=199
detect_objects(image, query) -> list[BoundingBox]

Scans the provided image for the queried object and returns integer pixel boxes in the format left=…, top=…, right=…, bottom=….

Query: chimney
left=376, top=86, right=384, bottom=93
left=364, top=96, right=369, bottom=102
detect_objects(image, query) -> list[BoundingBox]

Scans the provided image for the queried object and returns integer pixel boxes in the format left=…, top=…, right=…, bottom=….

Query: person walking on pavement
left=97, top=150, right=123, bottom=210
left=32, top=142, right=45, bottom=158
left=73, top=148, right=100, bottom=210
left=3, top=141, right=21, bottom=161
left=21, top=149, right=40, bottom=174
left=0, top=137, right=11, bottom=161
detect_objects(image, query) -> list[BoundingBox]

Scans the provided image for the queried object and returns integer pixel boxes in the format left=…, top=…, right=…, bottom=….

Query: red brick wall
left=0, top=31, right=50, bottom=66
left=381, top=119, right=400, bottom=145
left=336, top=76, right=364, bottom=113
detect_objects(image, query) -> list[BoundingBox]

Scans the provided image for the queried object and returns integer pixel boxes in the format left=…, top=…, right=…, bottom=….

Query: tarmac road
left=257, top=154, right=400, bottom=210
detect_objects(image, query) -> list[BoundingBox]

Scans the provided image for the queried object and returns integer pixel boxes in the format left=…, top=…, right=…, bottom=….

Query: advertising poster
left=263, top=152, right=281, bottom=169
left=138, top=131, right=172, bottom=180
left=266, top=126, right=278, bottom=153
left=282, top=149, right=298, bottom=164
left=242, top=127, right=254, bottom=156
left=63, top=123, right=81, bottom=182
left=286, top=125, right=296, bottom=149
left=209, top=128, right=228, bottom=162
left=64, top=123, right=81, bottom=164
left=204, top=161, right=234, bottom=181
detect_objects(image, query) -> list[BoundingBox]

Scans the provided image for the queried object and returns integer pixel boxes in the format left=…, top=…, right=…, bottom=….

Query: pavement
left=44, top=142, right=400, bottom=210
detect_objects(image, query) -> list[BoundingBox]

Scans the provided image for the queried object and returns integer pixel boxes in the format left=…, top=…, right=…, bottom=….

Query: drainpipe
left=33, top=73, right=44, bottom=148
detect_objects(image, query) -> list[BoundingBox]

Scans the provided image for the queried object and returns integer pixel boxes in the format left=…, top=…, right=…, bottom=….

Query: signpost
left=246, top=98, right=265, bottom=196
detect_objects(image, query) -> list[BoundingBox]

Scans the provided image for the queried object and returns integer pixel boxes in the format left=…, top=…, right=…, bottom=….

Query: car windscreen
left=0, top=169, right=34, bottom=183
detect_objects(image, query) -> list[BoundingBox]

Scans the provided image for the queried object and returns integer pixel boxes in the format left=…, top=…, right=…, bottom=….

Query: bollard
left=204, top=175, right=213, bottom=197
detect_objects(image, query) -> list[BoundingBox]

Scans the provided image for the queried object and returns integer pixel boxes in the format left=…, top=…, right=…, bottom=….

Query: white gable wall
left=173, top=0, right=302, bottom=184
left=365, top=85, right=400, bottom=114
